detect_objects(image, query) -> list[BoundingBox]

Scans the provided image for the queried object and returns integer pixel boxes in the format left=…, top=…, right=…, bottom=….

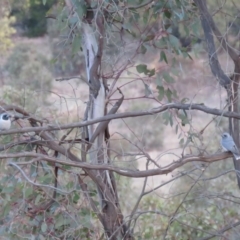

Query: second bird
left=221, top=132, right=240, bottom=160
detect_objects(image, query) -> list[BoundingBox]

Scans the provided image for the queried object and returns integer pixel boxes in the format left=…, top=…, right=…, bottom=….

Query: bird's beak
left=9, top=114, right=15, bottom=121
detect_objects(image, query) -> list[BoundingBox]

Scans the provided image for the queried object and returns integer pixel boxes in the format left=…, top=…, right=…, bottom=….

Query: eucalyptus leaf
left=169, top=34, right=180, bottom=48
left=41, top=222, right=47, bottom=233
left=157, top=86, right=164, bottom=101
left=160, top=51, right=168, bottom=64
left=143, top=8, right=150, bottom=24
left=136, top=64, right=147, bottom=74
left=72, top=35, right=82, bottom=54
left=156, top=74, right=162, bottom=86
left=163, top=72, right=175, bottom=83
left=144, top=83, right=152, bottom=96
left=165, top=88, right=172, bottom=102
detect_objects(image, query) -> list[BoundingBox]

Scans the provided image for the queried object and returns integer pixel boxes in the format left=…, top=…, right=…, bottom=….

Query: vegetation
left=0, top=2, right=16, bottom=52
left=10, top=0, right=56, bottom=37
left=0, top=0, right=240, bottom=239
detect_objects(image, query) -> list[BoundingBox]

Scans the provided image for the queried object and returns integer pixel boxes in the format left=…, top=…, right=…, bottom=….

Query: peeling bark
left=81, top=4, right=130, bottom=239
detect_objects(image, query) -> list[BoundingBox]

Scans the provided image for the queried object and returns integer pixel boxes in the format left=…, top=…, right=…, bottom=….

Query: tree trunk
left=82, top=12, right=130, bottom=240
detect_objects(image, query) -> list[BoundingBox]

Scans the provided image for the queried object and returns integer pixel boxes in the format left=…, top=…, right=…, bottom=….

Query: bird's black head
left=2, top=113, right=10, bottom=121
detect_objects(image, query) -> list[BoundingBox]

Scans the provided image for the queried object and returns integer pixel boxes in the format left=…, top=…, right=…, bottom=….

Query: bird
left=221, top=132, right=240, bottom=160
left=0, top=113, right=11, bottom=131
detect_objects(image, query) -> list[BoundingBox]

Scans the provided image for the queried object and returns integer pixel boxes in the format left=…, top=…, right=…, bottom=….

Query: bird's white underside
left=0, top=118, right=11, bottom=130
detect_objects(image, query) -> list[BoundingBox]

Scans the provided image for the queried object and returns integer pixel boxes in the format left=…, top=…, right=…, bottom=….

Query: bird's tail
left=233, top=153, right=240, bottom=160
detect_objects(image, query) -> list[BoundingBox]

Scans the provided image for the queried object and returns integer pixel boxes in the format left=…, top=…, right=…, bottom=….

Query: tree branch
left=194, top=0, right=231, bottom=88
left=194, top=0, right=239, bottom=62
left=0, top=103, right=239, bottom=136
left=2, top=151, right=235, bottom=178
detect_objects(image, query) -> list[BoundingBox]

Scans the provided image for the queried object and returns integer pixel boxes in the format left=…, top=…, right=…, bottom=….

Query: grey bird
left=0, top=113, right=11, bottom=131
left=221, top=132, right=240, bottom=160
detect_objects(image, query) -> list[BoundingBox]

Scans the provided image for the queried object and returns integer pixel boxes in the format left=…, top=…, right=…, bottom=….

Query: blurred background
left=0, top=0, right=240, bottom=239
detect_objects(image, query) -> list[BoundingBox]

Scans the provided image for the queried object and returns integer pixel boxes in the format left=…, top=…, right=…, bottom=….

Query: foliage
left=134, top=159, right=240, bottom=239
left=1, top=0, right=240, bottom=239
left=3, top=44, right=52, bottom=106
left=47, top=3, right=85, bottom=77
left=10, top=0, right=56, bottom=37
left=0, top=2, right=16, bottom=52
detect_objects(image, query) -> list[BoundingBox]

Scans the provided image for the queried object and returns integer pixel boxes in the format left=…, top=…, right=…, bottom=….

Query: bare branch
left=0, top=103, right=240, bottom=136
left=2, top=151, right=235, bottom=178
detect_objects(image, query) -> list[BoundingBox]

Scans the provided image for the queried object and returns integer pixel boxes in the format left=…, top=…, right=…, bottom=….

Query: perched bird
left=221, top=132, right=240, bottom=160
left=0, top=113, right=11, bottom=131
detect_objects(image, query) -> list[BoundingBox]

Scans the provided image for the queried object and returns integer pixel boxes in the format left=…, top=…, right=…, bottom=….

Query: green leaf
left=162, top=112, right=170, bottom=125
left=41, top=222, right=47, bottom=232
left=192, top=21, right=200, bottom=36
left=50, top=58, right=57, bottom=64
left=140, top=45, right=147, bottom=54
left=3, top=203, right=10, bottom=217
left=177, top=111, right=189, bottom=126
left=181, top=97, right=189, bottom=103
left=122, top=23, right=132, bottom=32
left=72, top=0, right=87, bottom=18
left=132, top=12, right=140, bottom=21
left=62, top=164, right=71, bottom=170
left=184, top=25, right=190, bottom=36
left=42, top=0, right=47, bottom=5
left=179, top=138, right=184, bottom=146
left=144, top=83, right=152, bottom=96
left=157, top=86, right=165, bottom=101
left=136, top=64, right=147, bottom=74
left=164, top=9, right=171, bottom=19
left=169, top=113, right=173, bottom=127
left=2, top=186, right=14, bottom=193
left=35, top=194, right=42, bottom=205
left=154, top=38, right=167, bottom=48
left=143, top=8, right=150, bottom=24
left=25, top=187, right=33, bottom=198
left=142, top=35, right=155, bottom=42
left=38, top=174, right=52, bottom=184
left=186, top=52, right=193, bottom=60
left=169, top=34, right=180, bottom=48
left=165, top=88, right=172, bottom=102
left=148, top=68, right=155, bottom=77
left=160, top=51, right=168, bottom=64
left=163, top=72, right=175, bottom=83
left=69, top=16, right=78, bottom=26
left=171, top=68, right=179, bottom=76
left=55, top=215, right=71, bottom=228
left=72, top=35, right=82, bottom=54
left=156, top=74, right=162, bottom=86
left=73, top=192, right=80, bottom=204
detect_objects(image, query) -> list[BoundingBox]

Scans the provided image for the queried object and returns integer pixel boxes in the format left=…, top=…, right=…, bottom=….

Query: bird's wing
left=230, top=143, right=240, bottom=155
